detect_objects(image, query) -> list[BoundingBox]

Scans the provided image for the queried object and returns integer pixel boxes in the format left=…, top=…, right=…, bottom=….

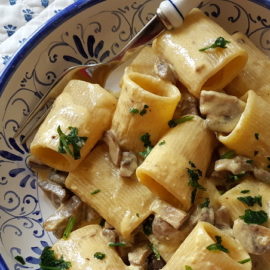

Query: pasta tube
left=52, top=225, right=127, bottom=270
left=136, top=116, right=216, bottom=210
left=153, top=8, right=248, bottom=97
left=30, top=80, right=116, bottom=172
left=219, top=90, right=270, bottom=168
left=225, top=32, right=270, bottom=102
left=162, top=222, right=251, bottom=270
left=111, top=72, right=181, bottom=152
left=65, top=143, right=155, bottom=240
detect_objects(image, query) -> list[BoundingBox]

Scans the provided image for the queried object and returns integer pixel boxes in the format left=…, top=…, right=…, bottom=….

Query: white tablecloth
left=0, top=0, right=76, bottom=73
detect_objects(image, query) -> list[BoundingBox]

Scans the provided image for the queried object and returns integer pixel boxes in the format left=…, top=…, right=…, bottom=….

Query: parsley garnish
left=240, top=209, right=268, bottom=225
left=130, top=108, right=139, bottom=114
left=150, top=244, right=160, bottom=260
left=159, top=140, right=166, bottom=146
left=228, top=173, right=246, bottom=181
left=199, top=37, right=231, bottom=51
left=185, top=266, right=193, bottom=270
left=237, top=195, right=262, bottom=207
left=139, top=133, right=153, bottom=158
left=140, top=105, right=149, bottom=116
left=220, top=150, right=236, bottom=159
left=200, top=198, right=210, bottom=208
left=62, top=216, right=76, bottom=240
left=206, top=236, right=229, bottom=253
left=255, top=133, right=260, bottom=140
left=40, top=246, right=71, bottom=270
left=240, top=190, right=250, bottom=194
left=94, top=252, right=106, bottom=260
left=238, top=258, right=251, bottom=264
left=143, top=215, right=154, bottom=235
left=15, top=256, right=25, bottom=265
left=91, top=189, right=101, bottom=195
left=168, top=115, right=194, bottom=128
left=246, top=159, right=253, bottom=164
left=108, top=242, right=126, bottom=247
left=57, top=126, right=87, bottom=160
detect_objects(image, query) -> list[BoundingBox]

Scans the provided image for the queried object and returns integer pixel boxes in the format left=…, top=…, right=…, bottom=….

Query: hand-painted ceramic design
left=0, top=0, right=270, bottom=268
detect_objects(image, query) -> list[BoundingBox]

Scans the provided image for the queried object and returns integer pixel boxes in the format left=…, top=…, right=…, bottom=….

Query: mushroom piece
left=253, top=168, right=270, bottom=185
left=214, top=156, right=253, bottom=175
left=200, top=90, right=245, bottom=133
left=178, top=91, right=198, bottom=116
left=120, top=152, right=138, bottom=177
left=150, top=199, right=187, bottom=229
left=214, top=206, right=233, bottom=229
left=233, top=219, right=270, bottom=255
left=38, top=179, right=70, bottom=207
left=152, top=215, right=179, bottom=241
left=103, top=130, right=122, bottom=166
left=102, top=222, right=118, bottom=243
left=147, top=253, right=166, bottom=270
left=128, top=244, right=151, bottom=269
left=48, top=170, right=68, bottom=185
left=154, top=59, right=176, bottom=83
left=189, top=206, right=215, bottom=226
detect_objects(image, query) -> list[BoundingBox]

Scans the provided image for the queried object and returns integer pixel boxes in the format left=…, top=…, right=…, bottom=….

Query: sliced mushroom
left=233, top=219, right=270, bottom=255
left=253, top=168, right=270, bottom=184
left=152, top=215, right=178, bottom=241
left=189, top=206, right=215, bottom=226
left=48, top=170, right=68, bottom=185
left=147, top=253, right=166, bottom=270
left=103, top=130, right=122, bottom=166
left=128, top=244, right=151, bottom=268
left=215, top=156, right=253, bottom=175
left=178, top=91, right=198, bottom=116
left=38, top=179, right=70, bottom=207
left=200, top=90, right=245, bottom=133
left=215, top=206, right=232, bottom=229
left=120, top=152, right=138, bottom=177
left=150, top=199, right=187, bottom=229
left=154, top=59, right=176, bottom=83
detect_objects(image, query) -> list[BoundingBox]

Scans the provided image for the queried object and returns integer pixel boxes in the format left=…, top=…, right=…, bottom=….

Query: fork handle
left=157, top=0, right=201, bottom=30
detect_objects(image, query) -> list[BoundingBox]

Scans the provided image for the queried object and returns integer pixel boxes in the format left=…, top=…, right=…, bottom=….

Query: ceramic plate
left=0, top=0, right=270, bottom=268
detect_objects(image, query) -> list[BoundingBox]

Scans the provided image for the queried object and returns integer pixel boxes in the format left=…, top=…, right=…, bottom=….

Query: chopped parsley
left=254, top=133, right=260, bottom=140
left=159, top=140, right=166, bottom=146
left=240, top=209, right=268, bottom=225
left=62, top=216, right=76, bottom=240
left=240, top=190, right=250, bottom=194
left=14, top=256, right=25, bottom=265
left=199, top=37, right=231, bottom=51
left=130, top=105, right=149, bottom=116
left=246, top=159, right=253, bottom=164
left=238, top=258, right=251, bottom=264
left=94, top=252, right=106, bottom=260
left=228, top=172, right=246, bottom=181
left=108, top=242, right=126, bottom=247
left=91, top=189, right=101, bottom=195
left=139, top=133, right=153, bottom=158
left=168, top=115, right=194, bottom=128
left=40, top=246, right=71, bottom=270
left=136, top=213, right=140, bottom=217
left=185, top=266, right=193, bottom=270
left=57, top=126, right=87, bottom=160
left=200, top=198, right=210, bottom=208
left=237, top=195, right=262, bottom=207
left=143, top=215, right=154, bottom=235
left=220, top=150, right=236, bottom=159
left=150, top=244, right=161, bottom=260
left=206, top=236, right=229, bottom=253
left=130, top=108, right=139, bottom=114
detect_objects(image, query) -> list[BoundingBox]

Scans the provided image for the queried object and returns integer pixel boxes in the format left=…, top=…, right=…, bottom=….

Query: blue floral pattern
left=22, top=9, right=34, bottom=22
left=4, top=25, right=17, bottom=37
left=1, top=0, right=270, bottom=269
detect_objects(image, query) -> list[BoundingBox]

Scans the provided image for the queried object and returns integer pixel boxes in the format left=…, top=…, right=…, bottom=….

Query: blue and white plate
left=0, top=0, right=270, bottom=268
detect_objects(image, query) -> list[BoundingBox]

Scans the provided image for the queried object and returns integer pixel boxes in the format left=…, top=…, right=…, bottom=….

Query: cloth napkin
left=0, top=0, right=76, bottom=73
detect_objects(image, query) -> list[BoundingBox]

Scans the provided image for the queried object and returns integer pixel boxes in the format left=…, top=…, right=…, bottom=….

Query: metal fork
left=15, top=0, right=200, bottom=141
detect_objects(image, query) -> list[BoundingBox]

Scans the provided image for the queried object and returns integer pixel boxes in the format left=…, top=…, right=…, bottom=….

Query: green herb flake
left=57, top=126, right=87, bottom=160
left=246, top=159, right=253, bottom=164
left=108, top=242, right=126, bottom=247
left=199, top=37, right=231, bottom=52
left=206, top=236, right=229, bottom=253
left=139, top=146, right=153, bottom=159
left=143, top=215, right=154, bottom=235
left=62, top=216, right=76, bottom=240
left=140, top=105, right=149, bottom=116
left=255, top=133, right=260, bottom=140
left=15, top=256, right=25, bottom=265
left=136, top=213, right=140, bottom=217
left=240, top=190, right=250, bottom=194
left=139, top=133, right=153, bottom=159
left=240, top=209, right=268, bottom=225
left=238, top=258, right=251, bottom=264
left=130, top=108, right=139, bottom=114
left=91, top=189, right=101, bottom=195
left=220, top=150, right=236, bottom=159
left=39, top=246, right=71, bottom=270
left=200, top=198, right=210, bottom=208
left=159, top=140, right=166, bottom=146
left=228, top=173, right=246, bottom=181
left=185, top=266, right=193, bottom=270
left=237, top=195, right=262, bottom=207
left=168, top=115, right=194, bottom=128
left=94, top=252, right=106, bottom=260
left=150, top=244, right=161, bottom=260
